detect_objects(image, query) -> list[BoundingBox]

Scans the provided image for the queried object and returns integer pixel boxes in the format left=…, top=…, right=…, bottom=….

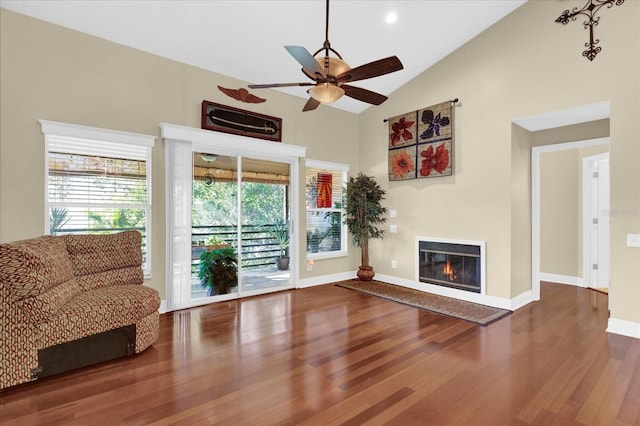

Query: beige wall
left=0, top=9, right=360, bottom=300
left=2, top=1, right=639, bottom=325
left=358, top=1, right=639, bottom=322
left=510, top=124, right=531, bottom=296
left=539, top=144, right=609, bottom=278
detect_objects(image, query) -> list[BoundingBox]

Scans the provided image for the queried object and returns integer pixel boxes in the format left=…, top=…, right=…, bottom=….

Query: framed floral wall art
left=387, top=100, right=454, bottom=181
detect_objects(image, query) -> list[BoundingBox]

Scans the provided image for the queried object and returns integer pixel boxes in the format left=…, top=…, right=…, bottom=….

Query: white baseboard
left=510, top=290, right=535, bottom=310
left=297, top=271, right=356, bottom=288
left=158, top=272, right=354, bottom=313
left=539, top=273, right=584, bottom=287
left=607, top=318, right=640, bottom=339
left=375, top=273, right=532, bottom=311
left=161, top=272, right=540, bottom=314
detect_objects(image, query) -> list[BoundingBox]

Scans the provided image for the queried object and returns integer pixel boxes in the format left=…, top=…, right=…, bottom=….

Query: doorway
left=191, top=153, right=292, bottom=299
left=162, top=123, right=305, bottom=312
left=531, top=137, right=610, bottom=300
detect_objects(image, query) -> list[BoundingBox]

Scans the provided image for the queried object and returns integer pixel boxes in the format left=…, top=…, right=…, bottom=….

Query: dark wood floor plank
left=1, top=282, right=639, bottom=425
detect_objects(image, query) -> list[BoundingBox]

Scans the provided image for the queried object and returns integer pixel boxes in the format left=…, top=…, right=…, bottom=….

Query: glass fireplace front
left=419, top=241, right=481, bottom=293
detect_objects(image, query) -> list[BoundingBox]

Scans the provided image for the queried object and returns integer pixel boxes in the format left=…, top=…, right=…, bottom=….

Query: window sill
left=306, top=250, right=347, bottom=261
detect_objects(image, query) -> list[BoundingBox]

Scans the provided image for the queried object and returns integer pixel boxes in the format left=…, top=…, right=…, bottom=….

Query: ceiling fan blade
left=302, top=97, right=321, bottom=112
left=285, top=46, right=326, bottom=79
left=248, top=82, right=316, bottom=89
left=342, top=85, right=388, bottom=105
left=336, top=56, right=403, bottom=84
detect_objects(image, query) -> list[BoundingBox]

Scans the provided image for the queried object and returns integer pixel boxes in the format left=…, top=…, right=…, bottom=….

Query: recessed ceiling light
left=385, top=12, right=398, bottom=24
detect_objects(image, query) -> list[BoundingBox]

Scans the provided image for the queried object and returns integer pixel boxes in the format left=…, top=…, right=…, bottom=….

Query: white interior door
left=595, top=158, right=610, bottom=288
left=583, top=153, right=610, bottom=290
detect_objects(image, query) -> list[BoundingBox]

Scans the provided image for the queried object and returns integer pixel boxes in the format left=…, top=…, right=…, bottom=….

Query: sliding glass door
left=191, top=153, right=292, bottom=301
left=191, top=153, right=239, bottom=299
left=163, top=123, right=305, bottom=312
left=240, top=157, right=291, bottom=294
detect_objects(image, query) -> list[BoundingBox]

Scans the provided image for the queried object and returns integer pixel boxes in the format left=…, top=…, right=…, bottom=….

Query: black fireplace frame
left=417, top=238, right=486, bottom=294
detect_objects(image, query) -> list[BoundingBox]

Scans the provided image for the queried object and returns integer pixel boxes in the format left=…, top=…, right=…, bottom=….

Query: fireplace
left=418, top=239, right=485, bottom=293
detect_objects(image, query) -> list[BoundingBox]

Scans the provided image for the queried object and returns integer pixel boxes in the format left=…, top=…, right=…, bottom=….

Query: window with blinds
left=305, top=159, right=348, bottom=259
left=41, top=121, right=154, bottom=275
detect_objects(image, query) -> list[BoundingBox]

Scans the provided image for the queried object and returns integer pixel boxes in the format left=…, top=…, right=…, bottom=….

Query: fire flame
left=443, top=259, right=457, bottom=281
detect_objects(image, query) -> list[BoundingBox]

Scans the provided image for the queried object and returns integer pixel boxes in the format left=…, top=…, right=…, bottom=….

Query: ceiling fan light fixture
left=317, top=56, right=351, bottom=77
left=309, top=83, right=345, bottom=103
left=201, top=154, right=217, bottom=162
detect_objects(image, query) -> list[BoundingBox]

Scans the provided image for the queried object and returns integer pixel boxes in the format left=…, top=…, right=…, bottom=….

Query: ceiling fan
left=248, top=0, right=404, bottom=112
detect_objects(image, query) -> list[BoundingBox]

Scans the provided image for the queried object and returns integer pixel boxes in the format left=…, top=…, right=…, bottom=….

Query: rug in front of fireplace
left=336, top=280, right=511, bottom=326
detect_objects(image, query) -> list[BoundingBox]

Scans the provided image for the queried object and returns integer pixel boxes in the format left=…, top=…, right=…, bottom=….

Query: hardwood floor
left=2, top=282, right=639, bottom=425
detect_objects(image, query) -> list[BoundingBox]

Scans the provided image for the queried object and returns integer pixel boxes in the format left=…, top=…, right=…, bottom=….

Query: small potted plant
left=307, top=229, right=322, bottom=253
left=344, top=173, right=387, bottom=281
left=191, top=235, right=229, bottom=260
left=271, top=219, right=290, bottom=270
left=205, top=235, right=229, bottom=251
left=197, top=247, right=238, bottom=295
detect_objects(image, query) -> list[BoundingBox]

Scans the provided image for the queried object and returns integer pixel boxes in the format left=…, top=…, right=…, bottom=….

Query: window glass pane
left=48, top=206, right=148, bottom=266
left=306, top=167, right=343, bottom=209
left=46, top=141, right=151, bottom=273
left=49, top=207, right=146, bottom=233
left=305, top=162, right=347, bottom=257
left=306, top=210, right=342, bottom=253
left=48, top=155, right=147, bottom=204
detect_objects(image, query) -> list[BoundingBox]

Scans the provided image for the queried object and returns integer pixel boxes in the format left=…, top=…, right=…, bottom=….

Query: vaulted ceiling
left=0, top=0, right=526, bottom=114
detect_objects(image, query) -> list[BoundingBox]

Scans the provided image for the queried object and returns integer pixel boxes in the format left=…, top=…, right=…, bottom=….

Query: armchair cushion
left=64, top=231, right=144, bottom=290
left=0, top=236, right=74, bottom=300
left=64, top=231, right=143, bottom=277
left=18, top=279, right=81, bottom=324
left=37, top=284, right=160, bottom=348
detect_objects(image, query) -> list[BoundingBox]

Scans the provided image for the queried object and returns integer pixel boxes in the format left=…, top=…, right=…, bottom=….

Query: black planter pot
left=276, top=256, right=290, bottom=270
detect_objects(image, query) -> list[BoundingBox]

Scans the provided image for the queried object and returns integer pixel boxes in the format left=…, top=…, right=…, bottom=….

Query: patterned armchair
left=0, top=230, right=159, bottom=389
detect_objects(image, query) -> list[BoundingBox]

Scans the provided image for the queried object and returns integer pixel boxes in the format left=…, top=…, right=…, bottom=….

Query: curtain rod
left=383, top=98, right=459, bottom=123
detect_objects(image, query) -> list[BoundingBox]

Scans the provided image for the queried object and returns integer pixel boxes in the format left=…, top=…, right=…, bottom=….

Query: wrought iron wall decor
left=386, top=99, right=458, bottom=181
left=555, top=0, right=624, bottom=61
left=201, top=101, right=282, bottom=142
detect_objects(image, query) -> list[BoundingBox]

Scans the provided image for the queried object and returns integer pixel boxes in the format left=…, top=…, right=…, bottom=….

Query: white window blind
left=305, top=159, right=348, bottom=259
left=41, top=120, right=155, bottom=276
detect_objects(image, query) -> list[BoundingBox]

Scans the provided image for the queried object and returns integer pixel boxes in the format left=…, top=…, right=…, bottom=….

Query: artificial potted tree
left=271, top=219, right=290, bottom=270
left=198, top=247, right=238, bottom=295
left=344, top=173, right=387, bottom=281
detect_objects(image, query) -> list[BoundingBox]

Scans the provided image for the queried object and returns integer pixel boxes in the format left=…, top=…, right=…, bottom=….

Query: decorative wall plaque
left=201, top=101, right=282, bottom=142
left=217, top=86, right=267, bottom=104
